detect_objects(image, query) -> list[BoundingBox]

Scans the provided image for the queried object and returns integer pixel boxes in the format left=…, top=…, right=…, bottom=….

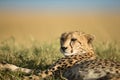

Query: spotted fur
left=64, top=58, right=120, bottom=80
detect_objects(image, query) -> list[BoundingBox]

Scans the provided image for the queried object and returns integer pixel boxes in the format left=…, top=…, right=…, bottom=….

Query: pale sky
left=0, top=0, right=120, bottom=13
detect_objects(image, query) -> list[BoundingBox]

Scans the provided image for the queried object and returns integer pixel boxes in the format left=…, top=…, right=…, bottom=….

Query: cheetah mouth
left=60, top=48, right=85, bottom=56
left=61, top=50, right=87, bottom=56
left=62, top=52, right=78, bottom=56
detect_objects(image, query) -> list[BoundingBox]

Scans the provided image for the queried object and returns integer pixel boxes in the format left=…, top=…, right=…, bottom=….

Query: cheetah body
left=34, top=31, right=120, bottom=80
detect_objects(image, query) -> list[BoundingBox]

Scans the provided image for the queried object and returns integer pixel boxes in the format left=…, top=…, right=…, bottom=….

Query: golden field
left=0, top=11, right=120, bottom=42
left=0, top=10, right=120, bottom=80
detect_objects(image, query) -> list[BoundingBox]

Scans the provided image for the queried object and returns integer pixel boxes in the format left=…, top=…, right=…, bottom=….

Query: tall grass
left=0, top=37, right=120, bottom=80
left=0, top=37, right=63, bottom=80
left=94, top=41, right=120, bottom=61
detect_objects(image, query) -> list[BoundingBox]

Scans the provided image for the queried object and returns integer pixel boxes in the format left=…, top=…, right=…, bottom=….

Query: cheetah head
left=60, top=31, right=94, bottom=56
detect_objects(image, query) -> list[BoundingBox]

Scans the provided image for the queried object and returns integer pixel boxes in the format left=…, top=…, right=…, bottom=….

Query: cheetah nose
left=61, top=47, right=67, bottom=51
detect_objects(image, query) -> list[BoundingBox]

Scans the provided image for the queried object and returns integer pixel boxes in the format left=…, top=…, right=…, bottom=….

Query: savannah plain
left=0, top=8, right=120, bottom=79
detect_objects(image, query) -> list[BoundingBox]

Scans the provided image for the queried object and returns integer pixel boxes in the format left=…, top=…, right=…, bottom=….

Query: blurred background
left=0, top=0, right=120, bottom=43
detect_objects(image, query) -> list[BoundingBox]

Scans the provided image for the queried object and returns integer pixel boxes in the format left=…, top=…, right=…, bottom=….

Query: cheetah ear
left=84, top=34, right=95, bottom=44
left=60, top=32, right=67, bottom=40
left=61, top=32, right=68, bottom=37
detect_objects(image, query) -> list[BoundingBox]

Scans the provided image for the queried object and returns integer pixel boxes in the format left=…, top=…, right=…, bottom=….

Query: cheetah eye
left=79, top=42, right=82, bottom=44
left=71, top=38, right=77, bottom=41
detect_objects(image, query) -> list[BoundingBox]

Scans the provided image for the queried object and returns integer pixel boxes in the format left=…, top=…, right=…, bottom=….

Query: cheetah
left=28, top=31, right=120, bottom=80
left=26, top=31, right=97, bottom=79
